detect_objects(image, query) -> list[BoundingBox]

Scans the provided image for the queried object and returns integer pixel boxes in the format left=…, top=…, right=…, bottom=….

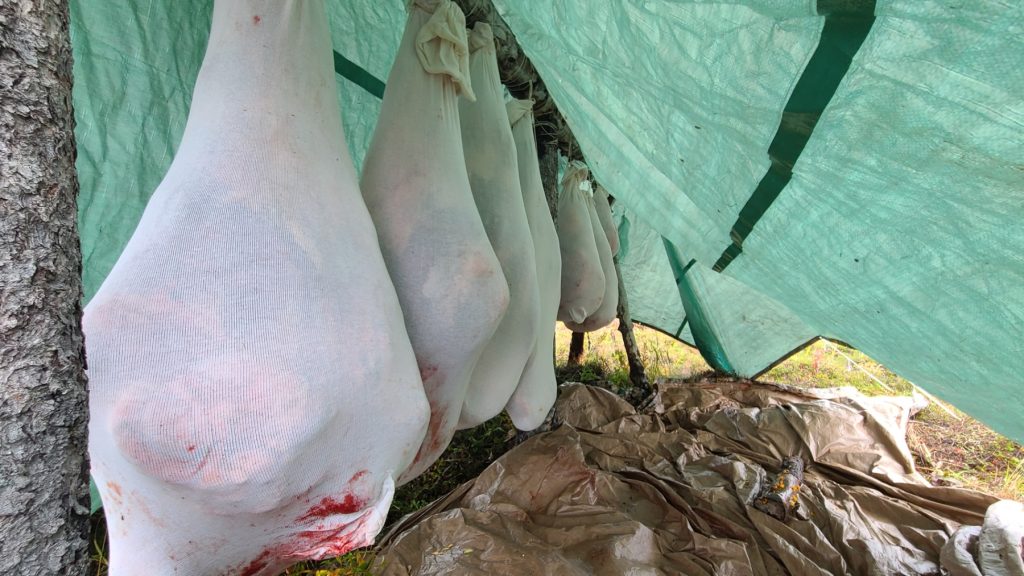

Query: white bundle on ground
left=456, top=24, right=541, bottom=429
left=504, top=99, right=562, bottom=430
left=361, top=0, right=509, bottom=483
left=942, top=500, right=1024, bottom=576
left=556, top=161, right=605, bottom=324
left=563, top=188, right=619, bottom=332
left=83, top=2, right=429, bottom=574
left=593, top=184, right=619, bottom=256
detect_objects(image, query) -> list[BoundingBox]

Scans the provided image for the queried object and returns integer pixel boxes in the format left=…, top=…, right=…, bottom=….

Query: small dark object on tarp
left=754, top=456, right=805, bottom=521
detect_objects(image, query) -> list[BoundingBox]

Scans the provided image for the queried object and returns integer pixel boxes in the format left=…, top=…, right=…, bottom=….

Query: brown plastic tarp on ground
left=374, top=380, right=1022, bottom=575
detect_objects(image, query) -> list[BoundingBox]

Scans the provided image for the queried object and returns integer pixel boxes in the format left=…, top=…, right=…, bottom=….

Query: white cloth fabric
left=84, top=2, right=429, bottom=574
left=556, top=161, right=605, bottom=324
left=457, top=24, right=541, bottom=429
left=563, top=189, right=619, bottom=332
left=361, top=0, right=508, bottom=483
left=593, top=184, right=619, bottom=256
left=504, top=99, right=562, bottom=430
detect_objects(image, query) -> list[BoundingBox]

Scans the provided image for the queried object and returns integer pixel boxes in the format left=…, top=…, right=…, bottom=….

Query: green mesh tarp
left=69, top=0, right=1024, bottom=442
left=613, top=208, right=693, bottom=345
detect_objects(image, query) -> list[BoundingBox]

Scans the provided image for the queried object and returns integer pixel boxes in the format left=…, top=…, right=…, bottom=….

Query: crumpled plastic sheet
left=374, top=380, right=1022, bottom=575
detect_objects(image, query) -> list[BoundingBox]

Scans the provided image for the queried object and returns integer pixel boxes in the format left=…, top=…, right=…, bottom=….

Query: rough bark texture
left=0, top=1, right=91, bottom=574
left=614, top=255, right=651, bottom=402
left=539, top=141, right=560, bottom=223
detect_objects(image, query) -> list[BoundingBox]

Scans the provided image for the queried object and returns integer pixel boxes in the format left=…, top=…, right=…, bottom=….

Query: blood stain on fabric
left=252, top=15, right=261, bottom=25
left=418, top=362, right=438, bottom=383
left=238, top=549, right=271, bottom=576
left=297, top=494, right=366, bottom=521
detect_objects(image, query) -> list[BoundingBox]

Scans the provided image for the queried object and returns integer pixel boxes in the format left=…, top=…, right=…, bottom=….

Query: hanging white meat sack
left=563, top=190, right=619, bottom=332
left=456, top=24, right=541, bottom=429
left=593, top=184, right=620, bottom=256
left=556, top=161, right=605, bottom=324
left=361, top=0, right=509, bottom=483
left=84, top=2, right=429, bottom=574
left=504, top=99, right=562, bottom=430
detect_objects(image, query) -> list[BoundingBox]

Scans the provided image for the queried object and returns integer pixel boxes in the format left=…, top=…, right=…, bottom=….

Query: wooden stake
left=614, top=255, right=650, bottom=396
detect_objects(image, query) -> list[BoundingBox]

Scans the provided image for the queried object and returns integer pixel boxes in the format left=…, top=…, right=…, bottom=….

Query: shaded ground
left=88, top=323, right=1022, bottom=575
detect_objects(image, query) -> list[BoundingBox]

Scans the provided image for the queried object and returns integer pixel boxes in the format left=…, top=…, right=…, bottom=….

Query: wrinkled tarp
left=374, top=381, right=1021, bottom=575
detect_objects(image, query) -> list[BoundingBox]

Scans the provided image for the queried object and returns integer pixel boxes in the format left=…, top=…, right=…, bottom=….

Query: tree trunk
left=614, top=255, right=650, bottom=399
left=0, top=1, right=91, bottom=574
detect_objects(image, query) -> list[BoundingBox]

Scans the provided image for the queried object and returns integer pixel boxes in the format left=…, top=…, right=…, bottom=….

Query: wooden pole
left=614, top=255, right=650, bottom=397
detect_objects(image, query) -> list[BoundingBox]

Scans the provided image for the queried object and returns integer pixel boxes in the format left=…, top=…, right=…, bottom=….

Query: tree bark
left=539, top=140, right=559, bottom=223
left=0, top=1, right=91, bottom=574
left=614, top=255, right=650, bottom=399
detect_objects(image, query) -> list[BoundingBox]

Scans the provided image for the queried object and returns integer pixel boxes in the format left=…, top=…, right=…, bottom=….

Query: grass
left=554, top=322, right=1023, bottom=502
left=90, top=322, right=1022, bottom=574
left=554, top=321, right=712, bottom=388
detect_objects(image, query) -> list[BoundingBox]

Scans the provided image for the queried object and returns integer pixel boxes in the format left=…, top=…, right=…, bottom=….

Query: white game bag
left=556, top=161, right=605, bottom=325
left=84, top=2, right=429, bottom=574
left=563, top=189, right=619, bottom=332
left=457, top=23, right=541, bottom=429
left=361, top=0, right=509, bottom=483
left=504, top=99, right=562, bottom=430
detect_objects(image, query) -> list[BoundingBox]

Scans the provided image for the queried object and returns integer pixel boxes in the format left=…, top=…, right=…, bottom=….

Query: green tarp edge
left=662, top=238, right=735, bottom=374
left=333, top=50, right=385, bottom=99
left=714, top=1, right=877, bottom=272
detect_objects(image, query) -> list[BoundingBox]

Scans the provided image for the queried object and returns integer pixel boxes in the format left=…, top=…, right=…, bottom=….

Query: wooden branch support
left=614, top=254, right=651, bottom=398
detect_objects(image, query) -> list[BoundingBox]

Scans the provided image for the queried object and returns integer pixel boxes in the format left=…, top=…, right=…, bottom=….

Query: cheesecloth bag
left=941, top=500, right=1024, bottom=576
left=83, top=2, right=429, bottom=574
left=556, top=161, right=605, bottom=324
left=456, top=23, right=541, bottom=429
left=563, top=189, right=619, bottom=332
left=361, top=0, right=509, bottom=483
left=593, top=184, right=620, bottom=256
left=504, top=99, right=562, bottom=430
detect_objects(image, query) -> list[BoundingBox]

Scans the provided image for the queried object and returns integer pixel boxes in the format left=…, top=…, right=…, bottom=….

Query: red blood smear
left=349, top=469, right=368, bottom=483
left=297, top=494, right=365, bottom=522
left=239, top=550, right=271, bottom=576
left=292, top=511, right=374, bottom=558
left=186, top=444, right=196, bottom=453
left=252, top=15, right=261, bottom=25
left=106, top=482, right=123, bottom=498
left=411, top=410, right=447, bottom=466
left=237, top=511, right=375, bottom=573
left=418, top=363, right=438, bottom=383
